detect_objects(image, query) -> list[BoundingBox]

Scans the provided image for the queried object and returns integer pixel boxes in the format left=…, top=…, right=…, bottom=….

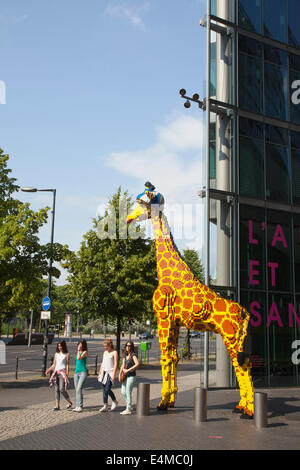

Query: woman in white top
left=46, top=340, right=73, bottom=411
left=98, top=339, right=118, bottom=412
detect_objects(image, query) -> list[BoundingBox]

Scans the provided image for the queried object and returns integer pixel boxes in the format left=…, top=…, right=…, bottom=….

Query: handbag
left=119, top=357, right=129, bottom=383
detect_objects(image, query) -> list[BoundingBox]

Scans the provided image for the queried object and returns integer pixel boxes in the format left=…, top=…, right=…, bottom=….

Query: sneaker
left=111, top=400, right=118, bottom=411
left=73, top=407, right=83, bottom=412
left=66, top=403, right=72, bottom=410
left=120, top=409, right=132, bottom=415
left=99, top=404, right=109, bottom=412
left=53, top=406, right=60, bottom=411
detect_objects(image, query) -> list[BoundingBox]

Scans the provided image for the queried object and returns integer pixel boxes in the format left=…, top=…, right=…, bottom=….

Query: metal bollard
left=254, top=392, right=268, bottom=428
left=136, top=383, right=150, bottom=417
left=194, top=387, right=207, bottom=422
left=15, top=356, right=19, bottom=380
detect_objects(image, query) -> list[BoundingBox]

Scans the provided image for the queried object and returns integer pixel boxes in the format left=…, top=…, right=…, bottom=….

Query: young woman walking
left=119, top=341, right=139, bottom=415
left=46, top=340, right=73, bottom=411
left=73, top=339, right=88, bottom=412
left=98, top=339, right=118, bottom=412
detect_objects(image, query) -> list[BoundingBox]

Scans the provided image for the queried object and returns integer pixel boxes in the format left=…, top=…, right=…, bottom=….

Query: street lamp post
left=21, top=187, right=56, bottom=376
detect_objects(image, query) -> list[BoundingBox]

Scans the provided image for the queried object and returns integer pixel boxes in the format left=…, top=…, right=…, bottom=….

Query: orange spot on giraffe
left=222, top=320, right=237, bottom=336
left=162, top=269, right=172, bottom=277
left=160, top=260, right=167, bottom=269
left=214, top=299, right=227, bottom=312
left=186, top=289, right=193, bottom=297
left=183, top=298, right=193, bottom=309
left=173, top=280, right=184, bottom=289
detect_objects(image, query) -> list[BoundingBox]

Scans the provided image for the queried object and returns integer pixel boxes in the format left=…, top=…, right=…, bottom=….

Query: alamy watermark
left=95, top=202, right=204, bottom=242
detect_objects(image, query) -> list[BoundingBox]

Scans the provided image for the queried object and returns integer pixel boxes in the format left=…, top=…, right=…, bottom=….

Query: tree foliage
left=0, top=150, right=69, bottom=335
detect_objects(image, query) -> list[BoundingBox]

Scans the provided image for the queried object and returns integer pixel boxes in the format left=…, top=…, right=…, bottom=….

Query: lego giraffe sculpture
left=127, top=183, right=254, bottom=418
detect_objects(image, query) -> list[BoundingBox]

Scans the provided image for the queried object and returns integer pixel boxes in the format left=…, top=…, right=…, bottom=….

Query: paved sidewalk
left=0, top=368, right=300, bottom=450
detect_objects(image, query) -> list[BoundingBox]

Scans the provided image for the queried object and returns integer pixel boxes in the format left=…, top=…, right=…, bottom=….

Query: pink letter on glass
left=268, top=262, right=278, bottom=287
left=288, top=304, right=300, bottom=328
left=248, top=220, right=258, bottom=245
left=249, top=260, right=260, bottom=285
left=250, top=301, right=262, bottom=327
left=267, top=302, right=283, bottom=327
left=271, top=224, right=288, bottom=248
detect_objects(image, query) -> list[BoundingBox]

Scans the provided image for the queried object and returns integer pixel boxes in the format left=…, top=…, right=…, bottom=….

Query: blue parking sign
left=42, top=296, right=51, bottom=311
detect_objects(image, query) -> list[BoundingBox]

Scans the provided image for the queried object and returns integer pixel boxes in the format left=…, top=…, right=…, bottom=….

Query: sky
left=0, top=0, right=208, bottom=284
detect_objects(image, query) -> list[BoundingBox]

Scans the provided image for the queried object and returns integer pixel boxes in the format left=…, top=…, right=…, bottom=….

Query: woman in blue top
left=73, top=339, right=88, bottom=412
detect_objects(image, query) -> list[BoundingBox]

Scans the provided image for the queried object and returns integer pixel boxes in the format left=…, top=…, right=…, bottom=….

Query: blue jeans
left=121, top=376, right=136, bottom=411
left=74, top=371, right=87, bottom=408
left=102, top=374, right=116, bottom=404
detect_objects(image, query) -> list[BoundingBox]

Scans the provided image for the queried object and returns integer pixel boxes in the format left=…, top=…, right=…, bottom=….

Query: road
left=0, top=335, right=216, bottom=379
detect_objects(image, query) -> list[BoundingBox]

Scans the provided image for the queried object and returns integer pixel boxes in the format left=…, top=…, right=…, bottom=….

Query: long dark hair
left=123, top=341, right=135, bottom=355
left=78, top=339, right=88, bottom=352
left=56, top=340, right=68, bottom=354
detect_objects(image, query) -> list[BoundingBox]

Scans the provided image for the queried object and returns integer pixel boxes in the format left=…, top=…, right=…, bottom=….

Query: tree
left=181, top=248, right=206, bottom=359
left=0, top=150, right=69, bottom=336
left=63, top=187, right=157, bottom=357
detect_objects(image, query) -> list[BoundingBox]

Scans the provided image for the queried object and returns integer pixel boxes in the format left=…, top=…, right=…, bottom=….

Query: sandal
left=66, top=403, right=72, bottom=409
left=53, top=406, right=60, bottom=411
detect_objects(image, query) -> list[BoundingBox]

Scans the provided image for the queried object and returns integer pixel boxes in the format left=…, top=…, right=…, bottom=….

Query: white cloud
left=105, top=2, right=150, bottom=30
left=105, top=114, right=205, bottom=204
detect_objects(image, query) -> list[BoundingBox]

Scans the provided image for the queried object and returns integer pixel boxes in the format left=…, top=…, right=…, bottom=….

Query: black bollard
left=254, top=392, right=268, bottom=428
left=194, top=387, right=207, bottom=422
left=136, top=383, right=150, bottom=417
left=15, top=356, right=19, bottom=380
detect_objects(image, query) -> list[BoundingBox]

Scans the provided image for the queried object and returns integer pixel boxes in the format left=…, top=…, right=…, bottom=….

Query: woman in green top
left=73, top=339, right=88, bottom=412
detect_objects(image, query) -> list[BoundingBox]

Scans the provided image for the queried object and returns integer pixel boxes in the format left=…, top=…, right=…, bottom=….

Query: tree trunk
left=116, top=313, right=121, bottom=360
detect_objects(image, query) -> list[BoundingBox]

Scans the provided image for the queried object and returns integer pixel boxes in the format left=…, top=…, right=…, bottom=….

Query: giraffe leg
left=153, top=289, right=177, bottom=410
left=230, top=350, right=254, bottom=418
left=167, top=326, right=179, bottom=407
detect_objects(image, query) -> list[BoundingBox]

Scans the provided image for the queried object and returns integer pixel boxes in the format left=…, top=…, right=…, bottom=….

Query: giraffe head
left=127, top=182, right=164, bottom=224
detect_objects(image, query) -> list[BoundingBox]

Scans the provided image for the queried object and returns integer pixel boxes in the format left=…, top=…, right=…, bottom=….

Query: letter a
left=271, top=224, right=288, bottom=248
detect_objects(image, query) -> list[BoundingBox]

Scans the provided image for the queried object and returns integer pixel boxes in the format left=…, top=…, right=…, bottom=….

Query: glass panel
left=290, top=69, right=300, bottom=124
left=265, top=124, right=288, bottom=146
left=268, top=293, right=296, bottom=386
left=266, top=143, right=290, bottom=203
left=263, top=0, right=287, bottom=44
left=239, top=35, right=262, bottom=57
left=239, top=53, right=263, bottom=113
left=238, top=0, right=262, bottom=33
left=291, top=130, right=300, bottom=149
left=240, top=206, right=266, bottom=289
left=292, top=150, right=300, bottom=205
left=293, top=215, right=300, bottom=292
left=239, top=136, right=264, bottom=199
left=264, top=44, right=287, bottom=66
left=267, top=210, right=293, bottom=292
left=264, top=62, right=288, bottom=121
left=239, top=117, right=264, bottom=140
left=288, top=0, right=300, bottom=48
left=240, top=291, right=268, bottom=387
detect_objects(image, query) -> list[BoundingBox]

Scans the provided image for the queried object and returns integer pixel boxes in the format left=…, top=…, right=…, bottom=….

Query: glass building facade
left=208, top=0, right=300, bottom=387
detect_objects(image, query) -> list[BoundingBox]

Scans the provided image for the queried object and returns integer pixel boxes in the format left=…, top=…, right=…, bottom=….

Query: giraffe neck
left=151, top=212, right=195, bottom=282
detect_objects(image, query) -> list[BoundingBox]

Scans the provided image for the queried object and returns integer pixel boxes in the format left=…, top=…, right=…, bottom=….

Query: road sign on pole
left=42, top=296, right=51, bottom=311
left=41, top=311, right=51, bottom=320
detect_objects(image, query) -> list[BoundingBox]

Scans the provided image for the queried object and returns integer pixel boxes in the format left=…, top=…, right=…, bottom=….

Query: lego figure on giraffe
left=127, top=182, right=254, bottom=418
